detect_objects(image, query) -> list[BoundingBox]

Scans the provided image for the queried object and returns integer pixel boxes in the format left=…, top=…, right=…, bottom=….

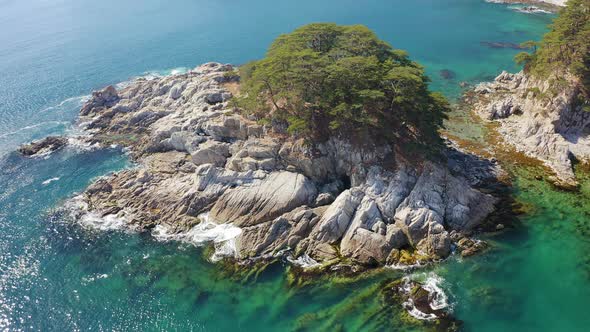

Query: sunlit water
left=2, top=0, right=588, bottom=331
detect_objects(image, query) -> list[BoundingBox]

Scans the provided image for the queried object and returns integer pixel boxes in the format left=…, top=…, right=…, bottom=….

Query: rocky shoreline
left=467, top=71, right=590, bottom=189
left=21, top=63, right=506, bottom=275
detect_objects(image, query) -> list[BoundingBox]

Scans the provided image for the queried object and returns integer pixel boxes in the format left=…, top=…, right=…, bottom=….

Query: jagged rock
left=190, top=140, right=230, bottom=166
left=18, top=136, right=67, bottom=156
left=340, top=196, right=391, bottom=264
left=227, top=138, right=279, bottom=172
left=311, top=188, right=364, bottom=243
left=80, top=85, right=119, bottom=115
left=314, top=192, right=335, bottom=206
left=203, top=116, right=250, bottom=141
left=86, top=179, right=113, bottom=195
left=386, top=224, right=408, bottom=249
left=456, top=237, right=487, bottom=257
left=486, top=98, right=519, bottom=119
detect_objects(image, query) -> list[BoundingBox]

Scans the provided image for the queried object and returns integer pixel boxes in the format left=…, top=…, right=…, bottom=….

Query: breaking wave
left=0, top=121, right=70, bottom=140
left=152, top=213, right=242, bottom=262
left=62, top=195, right=130, bottom=232
left=41, top=177, right=60, bottom=185
left=116, top=67, right=190, bottom=89
left=38, top=95, right=90, bottom=114
left=508, top=5, right=551, bottom=14
left=287, top=254, right=321, bottom=268
left=401, top=272, right=452, bottom=321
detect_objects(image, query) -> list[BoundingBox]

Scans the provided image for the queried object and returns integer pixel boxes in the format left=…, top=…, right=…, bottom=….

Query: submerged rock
left=480, top=41, right=527, bottom=50
left=440, top=69, right=456, bottom=80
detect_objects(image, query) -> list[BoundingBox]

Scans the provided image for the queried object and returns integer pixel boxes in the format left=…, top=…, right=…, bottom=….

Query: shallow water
left=3, top=0, right=589, bottom=331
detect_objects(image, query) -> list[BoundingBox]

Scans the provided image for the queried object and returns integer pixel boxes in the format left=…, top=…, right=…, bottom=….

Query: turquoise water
left=3, top=0, right=587, bottom=331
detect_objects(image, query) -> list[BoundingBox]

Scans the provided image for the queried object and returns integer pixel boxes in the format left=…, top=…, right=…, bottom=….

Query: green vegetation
left=236, top=23, right=449, bottom=148
left=515, top=0, right=590, bottom=103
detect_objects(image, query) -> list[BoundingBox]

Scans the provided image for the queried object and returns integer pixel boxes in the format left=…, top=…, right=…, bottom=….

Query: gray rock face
left=210, top=171, right=317, bottom=227
left=80, top=85, right=119, bottom=116
left=312, top=188, right=364, bottom=243
left=472, top=71, right=590, bottom=188
left=66, top=62, right=501, bottom=269
left=190, top=140, right=230, bottom=166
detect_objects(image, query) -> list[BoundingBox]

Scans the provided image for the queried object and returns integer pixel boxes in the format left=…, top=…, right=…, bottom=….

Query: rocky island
left=22, top=24, right=505, bottom=275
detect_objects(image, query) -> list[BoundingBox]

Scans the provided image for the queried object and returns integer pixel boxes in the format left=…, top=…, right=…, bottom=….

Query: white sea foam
left=38, top=95, right=90, bottom=114
left=63, top=195, right=130, bottom=232
left=152, top=213, right=242, bottom=262
left=421, top=273, right=450, bottom=311
left=115, top=67, right=190, bottom=89
left=81, top=273, right=109, bottom=285
left=78, top=212, right=127, bottom=231
left=65, top=136, right=101, bottom=152
left=406, top=305, right=438, bottom=320
left=508, top=5, right=551, bottom=14
left=399, top=272, right=452, bottom=321
left=41, top=177, right=60, bottom=185
left=387, top=261, right=427, bottom=271
left=169, top=67, right=189, bottom=75
left=287, top=254, right=321, bottom=268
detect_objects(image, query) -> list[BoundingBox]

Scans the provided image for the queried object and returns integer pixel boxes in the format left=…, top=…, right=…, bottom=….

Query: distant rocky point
left=485, top=0, right=565, bottom=12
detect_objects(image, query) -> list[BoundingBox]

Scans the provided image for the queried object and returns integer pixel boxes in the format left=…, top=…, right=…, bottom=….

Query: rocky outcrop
left=383, top=275, right=458, bottom=327
left=18, top=136, right=68, bottom=156
left=470, top=71, right=590, bottom=188
left=58, top=62, right=502, bottom=269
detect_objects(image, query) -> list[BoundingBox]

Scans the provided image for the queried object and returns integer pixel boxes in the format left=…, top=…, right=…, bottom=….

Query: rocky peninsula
left=468, top=0, right=589, bottom=189
left=468, top=70, right=589, bottom=188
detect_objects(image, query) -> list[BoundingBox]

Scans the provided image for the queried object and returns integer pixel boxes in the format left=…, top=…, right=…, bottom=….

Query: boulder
left=80, top=85, right=120, bottom=115
left=190, top=140, right=230, bottom=166
left=210, top=171, right=317, bottom=227
left=311, top=188, right=364, bottom=243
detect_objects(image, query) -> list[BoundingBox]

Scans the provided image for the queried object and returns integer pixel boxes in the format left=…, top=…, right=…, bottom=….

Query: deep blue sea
left=2, top=1, right=589, bottom=331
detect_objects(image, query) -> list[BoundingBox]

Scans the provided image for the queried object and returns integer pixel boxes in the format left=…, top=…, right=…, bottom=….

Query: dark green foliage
left=516, top=0, right=590, bottom=100
left=237, top=23, right=449, bottom=148
left=514, top=51, right=533, bottom=66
